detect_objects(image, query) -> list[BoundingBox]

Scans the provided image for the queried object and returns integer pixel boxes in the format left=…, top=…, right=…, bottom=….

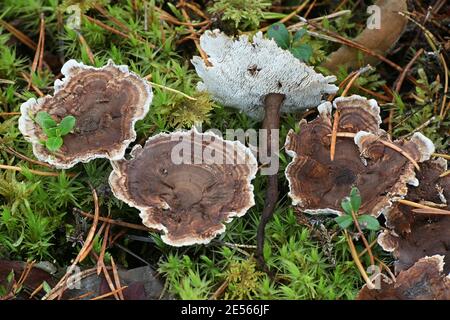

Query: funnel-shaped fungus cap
left=192, top=30, right=338, bottom=120
left=357, top=255, right=450, bottom=300
left=109, top=128, right=258, bottom=246
left=19, top=60, right=152, bottom=169
left=378, top=158, right=450, bottom=274
left=285, top=95, right=435, bottom=216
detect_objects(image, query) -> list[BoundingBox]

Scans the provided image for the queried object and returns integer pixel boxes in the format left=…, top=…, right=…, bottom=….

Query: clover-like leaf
left=341, top=197, right=353, bottom=215
left=45, top=136, right=63, bottom=152
left=350, top=187, right=361, bottom=213
left=293, top=28, right=307, bottom=43
left=335, top=215, right=353, bottom=230
left=36, top=111, right=57, bottom=129
left=58, top=115, right=76, bottom=136
left=267, top=23, right=290, bottom=49
left=357, top=215, right=380, bottom=231
left=290, top=44, right=313, bottom=62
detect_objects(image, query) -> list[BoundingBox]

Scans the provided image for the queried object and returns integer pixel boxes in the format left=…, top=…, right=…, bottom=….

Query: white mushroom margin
left=192, top=30, right=338, bottom=120
left=108, top=127, right=258, bottom=246
left=18, top=59, right=153, bottom=169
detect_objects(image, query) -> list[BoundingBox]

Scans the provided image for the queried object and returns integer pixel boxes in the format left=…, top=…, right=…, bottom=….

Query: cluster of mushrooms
left=18, top=30, right=449, bottom=299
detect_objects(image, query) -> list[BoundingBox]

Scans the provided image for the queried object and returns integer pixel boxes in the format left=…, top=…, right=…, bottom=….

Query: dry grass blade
left=0, top=112, right=21, bottom=117
left=398, top=199, right=450, bottom=215
left=101, top=264, right=119, bottom=300
left=344, top=230, right=375, bottom=289
left=433, top=153, right=450, bottom=160
left=330, top=111, right=340, bottom=161
left=144, top=78, right=197, bottom=101
left=69, top=291, right=95, bottom=300
left=77, top=33, right=95, bottom=65
left=43, top=188, right=100, bottom=299
left=259, top=0, right=310, bottom=32
left=110, top=256, right=124, bottom=300
left=29, top=282, right=44, bottom=299
left=0, top=19, right=37, bottom=50
left=83, top=15, right=130, bottom=40
left=0, top=164, right=75, bottom=177
left=330, top=132, right=421, bottom=171
left=90, top=286, right=127, bottom=300
left=21, top=72, right=44, bottom=97
left=3, top=146, right=53, bottom=168
left=79, top=187, right=101, bottom=262
left=97, top=223, right=110, bottom=275
left=439, top=170, right=449, bottom=178
left=75, top=209, right=154, bottom=232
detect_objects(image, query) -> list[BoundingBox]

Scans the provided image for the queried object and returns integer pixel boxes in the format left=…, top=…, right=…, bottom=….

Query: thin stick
left=90, top=286, right=127, bottom=300
left=350, top=210, right=374, bottom=266
left=110, top=256, right=124, bottom=300
left=179, top=1, right=210, bottom=66
left=97, top=223, right=110, bottom=275
left=399, top=199, right=450, bottom=215
left=341, top=65, right=372, bottom=97
left=3, top=146, right=53, bottom=168
left=0, top=19, right=37, bottom=50
left=433, top=153, right=450, bottom=160
left=29, top=282, right=44, bottom=299
left=345, top=230, right=375, bottom=289
left=146, top=79, right=197, bottom=101
left=0, top=164, right=73, bottom=177
left=101, top=264, right=119, bottom=300
left=69, top=291, right=95, bottom=300
left=288, top=10, right=351, bottom=31
left=76, top=209, right=155, bottom=232
left=439, top=170, right=449, bottom=178
left=329, top=132, right=421, bottom=171
left=389, top=48, right=424, bottom=134
left=330, top=111, right=340, bottom=161
left=21, top=72, right=44, bottom=97
left=83, top=15, right=130, bottom=40
left=259, top=0, right=310, bottom=32
left=0, top=112, right=20, bottom=116
left=78, top=188, right=100, bottom=262
left=38, top=14, right=45, bottom=72
left=77, top=33, right=95, bottom=65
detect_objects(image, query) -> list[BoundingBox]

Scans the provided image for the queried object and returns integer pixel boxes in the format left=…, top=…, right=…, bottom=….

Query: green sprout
left=34, top=111, right=76, bottom=152
left=267, top=23, right=313, bottom=62
left=334, top=187, right=380, bottom=231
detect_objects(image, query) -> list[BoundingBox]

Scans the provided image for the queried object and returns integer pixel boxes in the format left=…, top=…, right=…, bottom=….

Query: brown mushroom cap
left=19, top=59, right=152, bottom=169
left=357, top=255, right=450, bottom=300
left=108, top=128, right=258, bottom=246
left=285, top=95, right=434, bottom=216
left=378, top=158, right=450, bottom=274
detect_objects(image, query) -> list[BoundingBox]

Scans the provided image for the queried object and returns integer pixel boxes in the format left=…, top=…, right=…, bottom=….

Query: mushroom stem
left=256, top=93, right=285, bottom=273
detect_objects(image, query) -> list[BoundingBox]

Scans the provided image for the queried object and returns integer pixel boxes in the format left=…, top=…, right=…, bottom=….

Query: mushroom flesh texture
left=378, top=158, right=450, bottom=274
left=357, top=255, right=450, bottom=300
left=19, top=59, right=152, bottom=169
left=109, top=128, right=258, bottom=246
left=192, top=29, right=337, bottom=266
left=285, top=95, right=435, bottom=217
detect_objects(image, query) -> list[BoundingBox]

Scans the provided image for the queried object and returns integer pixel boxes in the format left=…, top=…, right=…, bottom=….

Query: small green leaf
left=42, top=281, right=52, bottom=294
left=43, top=127, right=58, bottom=137
left=341, top=197, right=353, bottom=215
left=335, top=215, right=353, bottom=230
left=45, top=136, right=63, bottom=151
left=350, top=187, right=361, bottom=213
left=293, top=28, right=307, bottom=43
left=6, top=270, right=14, bottom=283
left=290, top=44, right=313, bottom=62
left=58, top=115, right=76, bottom=136
left=36, top=111, right=57, bottom=129
left=267, top=23, right=290, bottom=49
left=357, top=215, right=380, bottom=231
